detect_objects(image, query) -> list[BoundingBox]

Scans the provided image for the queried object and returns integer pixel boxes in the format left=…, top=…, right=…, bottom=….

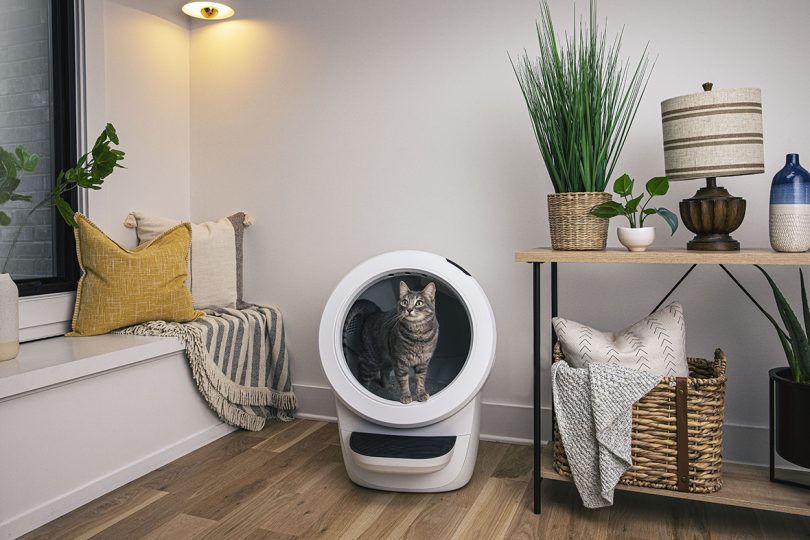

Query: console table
left=514, top=247, right=810, bottom=515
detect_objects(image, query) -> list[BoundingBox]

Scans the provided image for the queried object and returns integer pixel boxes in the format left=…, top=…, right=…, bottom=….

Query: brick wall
left=0, top=0, right=53, bottom=279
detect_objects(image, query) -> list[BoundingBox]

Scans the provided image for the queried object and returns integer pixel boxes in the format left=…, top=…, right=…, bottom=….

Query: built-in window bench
left=0, top=334, right=235, bottom=539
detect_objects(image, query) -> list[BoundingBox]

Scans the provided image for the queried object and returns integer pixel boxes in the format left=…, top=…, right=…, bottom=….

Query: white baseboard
left=1, top=422, right=235, bottom=540
left=292, top=383, right=536, bottom=444
left=295, top=412, right=339, bottom=423
left=479, top=433, right=532, bottom=445
left=292, top=383, right=772, bottom=465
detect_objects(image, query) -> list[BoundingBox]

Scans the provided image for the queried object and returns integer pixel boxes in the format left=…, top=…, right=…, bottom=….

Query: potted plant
left=0, top=124, right=124, bottom=361
left=749, top=266, right=810, bottom=478
left=0, top=146, right=38, bottom=362
left=512, top=0, right=652, bottom=250
left=589, top=174, right=678, bottom=252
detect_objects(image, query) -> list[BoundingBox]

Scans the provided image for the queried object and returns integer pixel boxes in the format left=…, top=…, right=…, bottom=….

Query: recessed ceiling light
left=182, top=2, right=235, bottom=21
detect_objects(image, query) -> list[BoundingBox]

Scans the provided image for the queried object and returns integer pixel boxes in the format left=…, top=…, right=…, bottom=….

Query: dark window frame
left=15, top=0, right=80, bottom=297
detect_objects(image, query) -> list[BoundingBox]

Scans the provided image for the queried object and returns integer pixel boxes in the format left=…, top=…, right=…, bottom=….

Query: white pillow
left=124, top=211, right=252, bottom=310
left=552, top=302, right=689, bottom=378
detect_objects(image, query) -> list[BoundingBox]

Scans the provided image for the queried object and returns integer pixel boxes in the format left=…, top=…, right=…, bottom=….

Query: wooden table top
left=515, top=247, right=810, bottom=266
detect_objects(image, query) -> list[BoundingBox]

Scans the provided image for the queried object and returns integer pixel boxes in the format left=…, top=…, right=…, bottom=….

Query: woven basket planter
left=547, top=192, right=611, bottom=250
left=552, top=343, right=727, bottom=494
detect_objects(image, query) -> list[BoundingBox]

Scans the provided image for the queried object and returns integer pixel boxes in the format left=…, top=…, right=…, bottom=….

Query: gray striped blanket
left=117, top=306, right=297, bottom=430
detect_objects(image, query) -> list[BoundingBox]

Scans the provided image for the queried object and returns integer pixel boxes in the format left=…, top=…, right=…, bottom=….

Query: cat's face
left=398, top=281, right=436, bottom=322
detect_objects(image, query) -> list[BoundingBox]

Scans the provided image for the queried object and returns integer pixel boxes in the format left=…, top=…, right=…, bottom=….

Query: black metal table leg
left=533, top=262, right=543, bottom=514
left=551, top=262, right=558, bottom=324
left=770, top=371, right=776, bottom=481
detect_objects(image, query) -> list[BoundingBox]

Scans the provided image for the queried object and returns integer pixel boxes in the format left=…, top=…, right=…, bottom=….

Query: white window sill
left=19, top=292, right=76, bottom=342
left=0, top=334, right=184, bottom=401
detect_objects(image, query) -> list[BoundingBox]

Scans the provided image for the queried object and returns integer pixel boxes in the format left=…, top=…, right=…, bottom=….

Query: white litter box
left=319, top=250, right=496, bottom=492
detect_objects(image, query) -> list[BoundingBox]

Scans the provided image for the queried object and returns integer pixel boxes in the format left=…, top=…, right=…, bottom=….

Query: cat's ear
left=422, top=282, right=436, bottom=300
left=399, top=281, right=409, bottom=297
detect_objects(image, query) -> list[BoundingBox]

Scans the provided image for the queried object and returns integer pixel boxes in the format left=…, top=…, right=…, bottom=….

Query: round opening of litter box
left=341, top=272, right=472, bottom=403
left=320, top=251, right=496, bottom=428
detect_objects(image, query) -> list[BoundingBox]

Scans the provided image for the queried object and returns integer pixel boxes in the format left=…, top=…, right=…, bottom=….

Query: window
left=0, top=0, right=78, bottom=296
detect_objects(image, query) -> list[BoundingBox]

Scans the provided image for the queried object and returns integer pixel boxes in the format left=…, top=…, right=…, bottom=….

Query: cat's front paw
left=400, top=394, right=413, bottom=404
left=416, top=391, right=429, bottom=402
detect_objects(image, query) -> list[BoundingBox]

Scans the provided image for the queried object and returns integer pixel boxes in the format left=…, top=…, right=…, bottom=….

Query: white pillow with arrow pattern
left=552, top=302, right=688, bottom=378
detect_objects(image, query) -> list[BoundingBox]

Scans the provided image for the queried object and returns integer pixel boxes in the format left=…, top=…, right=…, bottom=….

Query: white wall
left=83, top=0, right=190, bottom=245
left=187, top=0, right=810, bottom=464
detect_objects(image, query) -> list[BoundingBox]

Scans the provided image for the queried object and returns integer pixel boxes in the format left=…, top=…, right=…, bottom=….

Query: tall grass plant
left=512, top=0, right=652, bottom=193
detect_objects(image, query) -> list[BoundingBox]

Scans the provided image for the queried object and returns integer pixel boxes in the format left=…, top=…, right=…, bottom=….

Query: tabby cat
left=353, top=281, right=439, bottom=403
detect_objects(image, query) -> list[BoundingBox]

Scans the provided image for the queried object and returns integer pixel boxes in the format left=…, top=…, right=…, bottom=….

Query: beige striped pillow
left=124, top=211, right=253, bottom=309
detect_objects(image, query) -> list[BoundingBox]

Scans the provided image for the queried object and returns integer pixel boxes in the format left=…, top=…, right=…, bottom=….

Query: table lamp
left=661, top=83, right=764, bottom=250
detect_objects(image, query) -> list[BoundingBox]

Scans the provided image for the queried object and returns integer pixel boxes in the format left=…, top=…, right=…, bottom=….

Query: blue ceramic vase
left=770, top=154, right=810, bottom=252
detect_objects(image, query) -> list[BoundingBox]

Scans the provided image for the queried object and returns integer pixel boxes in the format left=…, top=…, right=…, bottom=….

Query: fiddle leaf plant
left=52, top=123, right=124, bottom=227
left=0, top=123, right=124, bottom=274
left=0, top=146, right=40, bottom=226
left=590, top=174, right=679, bottom=235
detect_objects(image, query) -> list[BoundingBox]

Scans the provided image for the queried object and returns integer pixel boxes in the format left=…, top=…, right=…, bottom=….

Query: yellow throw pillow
left=68, top=213, right=203, bottom=337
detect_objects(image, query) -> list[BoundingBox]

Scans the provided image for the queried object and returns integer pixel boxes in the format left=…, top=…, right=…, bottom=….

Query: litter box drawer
left=348, top=431, right=456, bottom=474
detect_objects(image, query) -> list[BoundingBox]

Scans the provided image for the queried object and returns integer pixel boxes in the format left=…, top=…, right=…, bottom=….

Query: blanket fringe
left=117, top=315, right=297, bottom=432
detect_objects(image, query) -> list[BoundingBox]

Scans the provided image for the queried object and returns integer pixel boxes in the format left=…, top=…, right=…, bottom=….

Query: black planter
left=770, top=367, right=810, bottom=487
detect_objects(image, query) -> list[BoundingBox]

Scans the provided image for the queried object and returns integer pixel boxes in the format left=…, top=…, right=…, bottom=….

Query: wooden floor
left=25, top=420, right=810, bottom=539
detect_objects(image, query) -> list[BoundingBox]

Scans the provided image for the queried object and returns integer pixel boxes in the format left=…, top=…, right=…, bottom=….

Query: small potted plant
left=512, top=0, right=652, bottom=250
left=589, top=174, right=678, bottom=252
left=749, top=267, right=810, bottom=480
left=0, top=124, right=124, bottom=362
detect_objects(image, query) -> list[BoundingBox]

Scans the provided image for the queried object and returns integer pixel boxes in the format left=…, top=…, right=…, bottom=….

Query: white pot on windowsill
left=617, top=226, right=655, bottom=252
left=0, top=273, right=20, bottom=361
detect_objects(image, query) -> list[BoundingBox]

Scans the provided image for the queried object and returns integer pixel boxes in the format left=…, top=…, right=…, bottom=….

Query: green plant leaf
left=590, top=201, right=624, bottom=219
left=105, top=123, right=119, bottom=145
left=511, top=0, right=652, bottom=193
left=756, top=265, right=810, bottom=383
left=656, top=208, right=679, bottom=235
left=23, top=153, right=39, bottom=172
left=646, top=176, right=669, bottom=197
left=0, top=174, right=20, bottom=204
left=801, top=269, right=810, bottom=382
left=51, top=123, right=124, bottom=227
left=642, top=208, right=657, bottom=215
left=55, top=197, right=77, bottom=228
left=14, top=145, right=28, bottom=164
left=10, top=193, right=32, bottom=202
left=625, top=194, right=644, bottom=214
left=0, top=211, right=10, bottom=226
left=1, top=161, right=17, bottom=186
left=801, top=269, right=810, bottom=339
left=613, top=174, right=633, bottom=197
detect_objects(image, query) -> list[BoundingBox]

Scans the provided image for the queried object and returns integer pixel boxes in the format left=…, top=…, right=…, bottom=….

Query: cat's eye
left=400, top=300, right=407, bottom=306
left=416, top=300, right=424, bottom=307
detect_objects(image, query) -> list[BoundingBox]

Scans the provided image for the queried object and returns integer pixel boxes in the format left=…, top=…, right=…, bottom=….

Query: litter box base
left=335, top=396, right=481, bottom=492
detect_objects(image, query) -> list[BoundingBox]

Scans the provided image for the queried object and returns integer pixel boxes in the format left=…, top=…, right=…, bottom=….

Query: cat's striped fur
left=355, top=281, right=439, bottom=403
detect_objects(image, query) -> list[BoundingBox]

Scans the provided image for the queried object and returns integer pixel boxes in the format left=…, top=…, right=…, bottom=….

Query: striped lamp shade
left=661, top=87, right=764, bottom=181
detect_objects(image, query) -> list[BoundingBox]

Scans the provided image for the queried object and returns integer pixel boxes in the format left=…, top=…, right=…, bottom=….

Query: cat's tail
left=342, top=299, right=380, bottom=355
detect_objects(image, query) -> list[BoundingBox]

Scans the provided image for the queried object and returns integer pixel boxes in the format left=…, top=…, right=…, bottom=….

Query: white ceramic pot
left=0, top=273, right=19, bottom=361
left=617, top=226, right=655, bottom=252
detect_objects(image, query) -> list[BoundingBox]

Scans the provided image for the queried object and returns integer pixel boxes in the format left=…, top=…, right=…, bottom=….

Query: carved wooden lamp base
left=679, top=178, right=746, bottom=251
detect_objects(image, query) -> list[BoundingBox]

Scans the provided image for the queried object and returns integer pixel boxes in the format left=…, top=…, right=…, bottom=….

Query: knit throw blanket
left=551, top=361, right=660, bottom=508
left=117, top=306, right=297, bottom=431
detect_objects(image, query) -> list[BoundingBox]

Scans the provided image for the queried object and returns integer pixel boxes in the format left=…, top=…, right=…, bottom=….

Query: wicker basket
left=552, top=342, right=727, bottom=493
left=547, top=192, right=611, bottom=250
